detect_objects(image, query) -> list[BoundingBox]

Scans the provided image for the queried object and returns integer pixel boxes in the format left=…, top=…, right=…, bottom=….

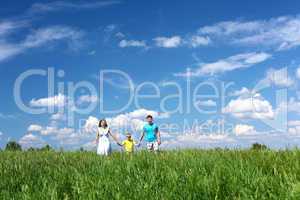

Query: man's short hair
left=146, top=115, right=153, bottom=119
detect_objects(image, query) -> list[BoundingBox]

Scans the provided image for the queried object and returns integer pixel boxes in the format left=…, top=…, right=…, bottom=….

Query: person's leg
left=153, top=141, right=159, bottom=152
left=147, top=142, right=153, bottom=151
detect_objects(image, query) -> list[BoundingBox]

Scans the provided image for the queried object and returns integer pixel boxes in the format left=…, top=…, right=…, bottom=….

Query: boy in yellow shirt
left=117, top=133, right=137, bottom=153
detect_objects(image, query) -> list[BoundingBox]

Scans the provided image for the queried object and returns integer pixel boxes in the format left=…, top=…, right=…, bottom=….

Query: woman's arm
left=108, top=129, right=120, bottom=144
left=95, top=129, right=100, bottom=143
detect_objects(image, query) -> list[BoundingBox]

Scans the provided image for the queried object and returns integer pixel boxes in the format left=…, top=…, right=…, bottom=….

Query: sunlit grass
left=1, top=149, right=300, bottom=199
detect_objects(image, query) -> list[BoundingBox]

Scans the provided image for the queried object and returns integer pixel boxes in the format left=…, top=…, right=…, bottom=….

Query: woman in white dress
left=96, top=119, right=117, bottom=156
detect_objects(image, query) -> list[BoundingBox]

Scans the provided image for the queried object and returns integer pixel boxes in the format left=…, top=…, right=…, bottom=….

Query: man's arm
left=156, top=128, right=161, bottom=145
left=139, top=131, right=145, bottom=144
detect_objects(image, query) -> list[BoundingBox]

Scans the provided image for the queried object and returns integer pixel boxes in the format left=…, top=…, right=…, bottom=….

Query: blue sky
left=1, top=0, right=300, bottom=150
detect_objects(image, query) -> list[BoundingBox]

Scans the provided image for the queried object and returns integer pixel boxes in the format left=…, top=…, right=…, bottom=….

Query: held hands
left=135, top=142, right=141, bottom=147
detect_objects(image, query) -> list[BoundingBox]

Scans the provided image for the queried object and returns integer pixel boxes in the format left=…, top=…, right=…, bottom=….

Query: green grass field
left=1, top=149, right=300, bottom=200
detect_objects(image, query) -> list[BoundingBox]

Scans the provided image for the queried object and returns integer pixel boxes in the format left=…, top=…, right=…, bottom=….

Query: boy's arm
left=117, top=141, right=123, bottom=146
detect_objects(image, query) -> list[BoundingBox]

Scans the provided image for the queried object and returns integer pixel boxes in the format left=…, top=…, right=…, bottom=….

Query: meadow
left=1, top=149, right=300, bottom=200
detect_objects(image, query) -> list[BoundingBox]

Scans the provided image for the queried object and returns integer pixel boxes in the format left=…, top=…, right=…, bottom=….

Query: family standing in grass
left=96, top=115, right=161, bottom=155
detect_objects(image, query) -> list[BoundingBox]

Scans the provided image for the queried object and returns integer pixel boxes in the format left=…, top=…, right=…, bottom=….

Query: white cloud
left=222, top=93, right=274, bottom=120
left=0, top=20, right=27, bottom=36
left=119, top=39, right=147, bottom=48
left=37, top=126, right=75, bottom=137
left=30, top=93, right=66, bottom=107
left=234, top=124, right=256, bottom=136
left=28, top=1, right=121, bottom=14
left=196, top=99, right=217, bottom=107
left=198, top=15, right=300, bottom=51
left=288, top=121, right=300, bottom=135
left=262, top=68, right=294, bottom=87
left=22, top=26, right=83, bottom=48
left=0, top=42, right=23, bottom=62
left=162, top=133, right=236, bottom=149
left=288, top=120, right=300, bottom=127
left=0, top=113, right=15, bottom=119
left=296, top=67, right=300, bottom=79
left=0, top=25, right=84, bottom=62
left=115, top=32, right=125, bottom=38
left=83, top=116, right=99, bottom=134
left=199, top=21, right=262, bottom=35
left=188, top=35, right=211, bottom=47
left=175, top=52, right=271, bottom=77
left=27, top=124, right=43, bottom=132
left=102, top=74, right=134, bottom=90
left=229, top=87, right=252, bottom=97
left=50, top=113, right=65, bottom=121
left=83, top=109, right=170, bottom=134
left=287, top=98, right=300, bottom=113
left=19, top=133, right=45, bottom=148
left=77, top=95, right=98, bottom=104
left=153, top=36, right=181, bottom=48
left=104, top=24, right=117, bottom=33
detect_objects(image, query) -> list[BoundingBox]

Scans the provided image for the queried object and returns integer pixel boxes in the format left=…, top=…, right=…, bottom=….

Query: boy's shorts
left=147, top=141, right=159, bottom=151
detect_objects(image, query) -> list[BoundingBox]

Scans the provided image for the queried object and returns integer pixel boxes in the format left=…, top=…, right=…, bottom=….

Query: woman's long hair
left=98, top=119, right=108, bottom=128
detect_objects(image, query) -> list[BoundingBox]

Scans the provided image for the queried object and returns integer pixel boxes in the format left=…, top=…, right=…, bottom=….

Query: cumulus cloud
left=19, top=133, right=45, bottom=148
left=77, top=95, right=98, bottom=104
left=234, top=124, right=256, bottom=136
left=288, top=120, right=300, bottom=135
left=27, top=124, right=43, bottom=132
left=83, top=116, right=99, bottom=134
left=119, top=39, right=147, bottom=48
left=83, top=109, right=170, bottom=134
left=222, top=93, right=274, bottom=120
left=175, top=52, right=271, bottom=77
left=50, top=113, right=65, bottom=121
left=286, top=98, right=300, bottom=114
left=261, top=67, right=294, bottom=87
left=30, top=93, right=66, bottom=107
left=153, top=36, right=182, bottom=48
left=229, top=87, right=252, bottom=98
left=41, top=126, right=75, bottom=136
left=162, top=133, right=236, bottom=149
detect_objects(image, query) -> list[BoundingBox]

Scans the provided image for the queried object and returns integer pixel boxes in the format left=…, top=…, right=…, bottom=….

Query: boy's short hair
left=146, top=115, right=153, bottom=119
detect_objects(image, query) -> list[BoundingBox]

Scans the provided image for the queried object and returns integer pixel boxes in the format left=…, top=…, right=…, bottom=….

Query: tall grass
left=1, top=149, right=300, bottom=199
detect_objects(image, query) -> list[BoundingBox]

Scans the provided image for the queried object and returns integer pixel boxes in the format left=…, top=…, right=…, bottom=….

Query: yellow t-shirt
left=122, top=139, right=135, bottom=153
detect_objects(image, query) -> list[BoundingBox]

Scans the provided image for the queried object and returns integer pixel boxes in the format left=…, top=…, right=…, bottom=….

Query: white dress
left=97, top=127, right=111, bottom=156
